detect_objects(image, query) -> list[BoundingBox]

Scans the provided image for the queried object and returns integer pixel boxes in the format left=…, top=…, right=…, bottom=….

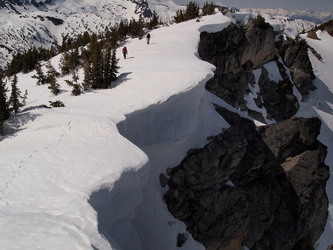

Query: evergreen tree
left=253, top=14, right=271, bottom=29
left=5, top=52, right=23, bottom=76
left=89, top=34, right=104, bottom=89
left=72, top=83, right=82, bottom=96
left=174, top=9, right=185, bottom=23
left=103, top=46, right=112, bottom=88
left=147, top=11, right=160, bottom=30
left=82, top=62, right=92, bottom=91
left=59, top=48, right=80, bottom=75
left=117, top=20, right=129, bottom=41
left=110, top=49, right=119, bottom=82
left=65, top=68, right=82, bottom=96
left=22, top=89, right=28, bottom=106
left=202, top=2, right=215, bottom=16
left=103, top=48, right=120, bottom=87
left=0, top=73, right=10, bottom=135
left=31, top=62, right=46, bottom=85
left=174, top=1, right=200, bottom=23
left=8, top=74, right=24, bottom=113
left=184, top=1, right=200, bottom=20
left=105, top=26, right=120, bottom=48
left=128, top=17, right=145, bottom=39
left=45, top=61, right=60, bottom=95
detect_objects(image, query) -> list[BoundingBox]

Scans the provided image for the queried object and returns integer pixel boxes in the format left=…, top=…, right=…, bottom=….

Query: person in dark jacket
left=146, top=33, right=150, bottom=44
left=122, top=46, right=128, bottom=59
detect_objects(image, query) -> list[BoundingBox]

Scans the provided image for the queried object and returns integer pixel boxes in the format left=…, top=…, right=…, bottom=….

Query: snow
left=227, top=11, right=317, bottom=38
left=299, top=31, right=333, bottom=250
left=0, top=13, right=231, bottom=250
left=1, top=10, right=333, bottom=250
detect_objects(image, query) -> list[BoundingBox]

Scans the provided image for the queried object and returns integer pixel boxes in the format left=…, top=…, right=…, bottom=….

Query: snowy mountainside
left=1, top=11, right=333, bottom=250
left=242, top=7, right=333, bottom=24
left=0, top=0, right=182, bottom=70
left=0, top=13, right=231, bottom=250
left=0, top=0, right=329, bottom=70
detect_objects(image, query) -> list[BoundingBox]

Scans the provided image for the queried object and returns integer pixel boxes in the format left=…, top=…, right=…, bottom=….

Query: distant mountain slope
left=229, top=11, right=317, bottom=38
left=0, top=0, right=181, bottom=70
left=242, top=8, right=333, bottom=24
left=0, top=0, right=331, bottom=70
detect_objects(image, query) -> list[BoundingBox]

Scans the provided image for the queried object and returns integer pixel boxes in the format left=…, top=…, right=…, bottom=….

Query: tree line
left=173, top=1, right=230, bottom=23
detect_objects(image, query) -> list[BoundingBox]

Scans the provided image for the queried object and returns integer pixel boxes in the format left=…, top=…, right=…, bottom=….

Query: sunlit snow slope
left=300, top=31, right=333, bottom=250
left=1, top=11, right=333, bottom=250
left=0, top=13, right=232, bottom=250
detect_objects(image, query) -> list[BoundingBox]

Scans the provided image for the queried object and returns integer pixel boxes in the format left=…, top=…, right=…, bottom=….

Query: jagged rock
left=205, top=72, right=252, bottom=111
left=176, top=233, right=187, bottom=247
left=198, top=21, right=276, bottom=75
left=258, top=64, right=299, bottom=122
left=199, top=21, right=316, bottom=123
left=164, top=108, right=329, bottom=250
left=159, top=173, right=169, bottom=188
left=241, top=19, right=276, bottom=69
left=279, top=38, right=316, bottom=98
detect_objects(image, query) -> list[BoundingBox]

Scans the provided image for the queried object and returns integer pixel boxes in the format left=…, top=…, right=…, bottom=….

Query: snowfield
left=0, top=11, right=333, bottom=250
left=301, top=30, right=333, bottom=249
left=0, top=13, right=231, bottom=250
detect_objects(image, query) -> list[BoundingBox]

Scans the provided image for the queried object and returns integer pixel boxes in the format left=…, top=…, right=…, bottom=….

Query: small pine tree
left=174, top=9, right=185, bottom=23
left=22, top=89, right=28, bottom=106
left=8, top=74, right=24, bottom=113
left=117, top=20, right=129, bottom=41
left=253, top=14, right=271, bottom=29
left=0, top=73, right=10, bottom=135
left=89, top=35, right=104, bottom=89
left=72, top=83, right=82, bottom=96
left=45, top=61, right=60, bottom=95
left=202, top=2, right=215, bottom=16
left=82, top=62, right=92, bottom=91
left=59, top=51, right=72, bottom=75
left=103, top=46, right=112, bottom=88
left=70, top=68, right=82, bottom=96
left=147, top=11, right=160, bottom=30
left=59, top=48, right=80, bottom=75
left=174, top=1, right=200, bottom=23
left=184, top=1, right=200, bottom=20
left=110, top=49, right=120, bottom=82
left=31, top=62, right=46, bottom=85
left=106, top=26, right=120, bottom=48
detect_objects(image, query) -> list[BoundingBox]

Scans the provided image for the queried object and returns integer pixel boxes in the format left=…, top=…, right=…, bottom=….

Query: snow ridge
left=0, top=13, right=231, bottom=250
left=1, top=11, right=333, bottom=250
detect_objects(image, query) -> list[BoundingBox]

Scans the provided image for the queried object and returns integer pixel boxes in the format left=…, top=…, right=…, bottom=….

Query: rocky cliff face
left=198, top=19, right=315, bottom=122
left=163, top=18, right=329, bottom=250
left=163, top=107, right=329, bottom=250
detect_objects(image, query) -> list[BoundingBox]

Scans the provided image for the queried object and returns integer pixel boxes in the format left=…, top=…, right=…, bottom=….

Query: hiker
left=122, top=46, right=128, bottom=59
left=146, top=33, right=150, bottom=44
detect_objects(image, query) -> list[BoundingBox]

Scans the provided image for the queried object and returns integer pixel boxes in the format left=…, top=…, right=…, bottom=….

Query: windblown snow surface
left=0, top=12, right=333, bottom=250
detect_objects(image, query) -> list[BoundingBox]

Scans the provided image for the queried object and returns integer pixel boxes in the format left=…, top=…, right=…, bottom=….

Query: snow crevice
left=89, top=79, right=227, bottom=250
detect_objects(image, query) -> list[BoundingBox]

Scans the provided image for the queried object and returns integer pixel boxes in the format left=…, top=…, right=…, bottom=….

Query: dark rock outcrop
left=257, top=64, right=299, bottom=121
left=278, top=37, right=316, bottom=98
left=163, top=108, right=329, bottom=250
left=199, top=19, right=316, bottom=122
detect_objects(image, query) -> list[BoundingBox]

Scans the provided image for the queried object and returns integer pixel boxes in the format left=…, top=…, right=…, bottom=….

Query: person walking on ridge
left=122, top=46, right=128, bottom=59
left=146, top=33, right=150, bottom=44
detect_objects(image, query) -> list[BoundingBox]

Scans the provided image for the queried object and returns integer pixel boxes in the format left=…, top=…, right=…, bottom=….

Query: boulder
left=163, top=108, right=329, bottom=250
left=279, top=38, right=316, bottom=98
